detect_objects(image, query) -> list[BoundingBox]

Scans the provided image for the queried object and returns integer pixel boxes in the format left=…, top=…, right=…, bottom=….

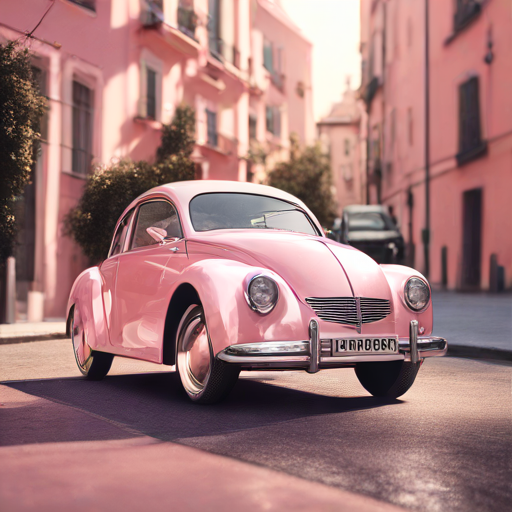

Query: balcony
left=177, top=5, right=197, bottom=40
left=208, top=36, right=240, bottom=69
left=270, top=71, right=285, bottom=93
left=454, top=0, right=481, bottom=33
left=364, top=77, right=379, bottom=106
left=140, top=2, right=199, bottom=57
left=141, top=0, right=164, bottom=27
left=206, top=131, right=238, bottom=156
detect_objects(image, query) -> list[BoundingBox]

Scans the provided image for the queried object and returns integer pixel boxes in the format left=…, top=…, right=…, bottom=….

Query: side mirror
left=146, top=226, right=167, bottom=243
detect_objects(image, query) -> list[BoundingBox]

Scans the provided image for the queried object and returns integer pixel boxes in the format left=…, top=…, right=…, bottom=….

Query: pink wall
left=2, top=0, right=313, bottom=320
left=360, top=0, right=512, bottom=290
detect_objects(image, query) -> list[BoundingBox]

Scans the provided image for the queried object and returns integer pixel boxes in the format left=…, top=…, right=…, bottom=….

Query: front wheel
left=355, top=360, right=421, bottom=398
left=71, top=306, right=113, bottom=380
left=176, top=305, right=240, bottom=404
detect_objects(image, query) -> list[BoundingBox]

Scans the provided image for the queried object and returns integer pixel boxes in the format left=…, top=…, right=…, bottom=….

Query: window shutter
left=139, top=60, right=148, bottom=118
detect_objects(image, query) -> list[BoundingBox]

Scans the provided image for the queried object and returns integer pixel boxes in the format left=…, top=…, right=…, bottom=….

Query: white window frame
left=139, top=49, right=163, bottom=122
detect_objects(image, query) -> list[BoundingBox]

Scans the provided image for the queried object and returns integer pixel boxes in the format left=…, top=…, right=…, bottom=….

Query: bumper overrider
left=216, top=320, right=447, bottom=371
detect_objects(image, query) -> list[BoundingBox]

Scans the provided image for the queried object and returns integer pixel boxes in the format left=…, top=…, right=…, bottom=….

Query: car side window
left=130, top=200, right=182, bottom=250
left=110, top=209, right=134, bottom=257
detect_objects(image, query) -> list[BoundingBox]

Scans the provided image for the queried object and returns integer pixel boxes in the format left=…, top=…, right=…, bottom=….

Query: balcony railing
left=270, top=71, right=285, bottom=92
left=177, top=6, right=197, bottom=39
left=364, top=76, right=379, bottom=106
left=207, top=131, right=238, bottom=156
left=218, top=133, right=238, bottom=155
left=207, top=36, right=240, bottom=69
left=454, top=0, right=481, bottom=32
left=141, top=0, right=164, bottom=26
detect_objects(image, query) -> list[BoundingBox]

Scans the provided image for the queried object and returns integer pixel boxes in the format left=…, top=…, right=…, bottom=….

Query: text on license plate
left=333, top=337, right=398, bottom=355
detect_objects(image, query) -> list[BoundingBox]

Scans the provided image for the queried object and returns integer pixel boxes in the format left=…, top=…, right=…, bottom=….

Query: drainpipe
left=423, top=0, right=431, bottom=279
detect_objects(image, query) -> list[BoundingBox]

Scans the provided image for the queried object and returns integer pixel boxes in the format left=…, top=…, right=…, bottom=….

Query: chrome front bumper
left=216, top=320, right=447, bottom=371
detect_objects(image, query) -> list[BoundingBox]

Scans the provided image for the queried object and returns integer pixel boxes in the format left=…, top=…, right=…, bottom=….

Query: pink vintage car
left=67, top=180, right=447, bottom=403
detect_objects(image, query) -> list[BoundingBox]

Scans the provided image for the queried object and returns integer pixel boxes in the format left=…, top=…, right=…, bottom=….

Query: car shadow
left=4, top=372, right=400, bottom=446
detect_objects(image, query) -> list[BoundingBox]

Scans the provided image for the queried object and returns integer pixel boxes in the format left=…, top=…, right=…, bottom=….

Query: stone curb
left=1, top=334, right=511, bottom=363
left=447, top=344, right=512, bottom=362
left=0, top=333, right=69, bottom=345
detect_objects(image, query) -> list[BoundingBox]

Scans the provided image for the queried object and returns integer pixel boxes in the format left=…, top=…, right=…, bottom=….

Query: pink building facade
left=317, top=83, right=367, bottom=216
left=1, top=0, right=313, bottom=321
left=360, top=0, right=512, bottom=291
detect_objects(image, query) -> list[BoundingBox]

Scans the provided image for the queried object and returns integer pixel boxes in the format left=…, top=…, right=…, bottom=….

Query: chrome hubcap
left=71, top=308, right=92, bottom=370
left=177, top=310, right=211, bottom=396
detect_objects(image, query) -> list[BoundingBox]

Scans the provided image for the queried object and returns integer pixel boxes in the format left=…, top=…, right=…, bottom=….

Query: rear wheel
left=355, top=360, right=421, bottom=398
left=176, top=305, right=239, bottom=404
left=71, top=306, right=113, bottom=380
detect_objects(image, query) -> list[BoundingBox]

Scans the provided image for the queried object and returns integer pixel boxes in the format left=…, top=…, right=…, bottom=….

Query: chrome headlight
left=246, top=275, right=279, bottom=314
left=404, top=277, right=431, bottom=311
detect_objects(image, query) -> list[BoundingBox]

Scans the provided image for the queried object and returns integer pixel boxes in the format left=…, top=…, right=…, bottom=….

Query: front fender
left=176, top=260, right=313, bottom=356
left=380, top=264, right=433, bottom=336
left=67, top=266, right=110, bottom=351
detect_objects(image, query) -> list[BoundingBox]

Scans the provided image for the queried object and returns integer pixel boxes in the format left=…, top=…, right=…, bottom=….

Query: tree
left=65, top=105, right=196, bottom=263
left=267, top=135, right=337, bottom=227
left=0, top=41, right=46, bottom=262
left=156, top=103, right=195, bottom=160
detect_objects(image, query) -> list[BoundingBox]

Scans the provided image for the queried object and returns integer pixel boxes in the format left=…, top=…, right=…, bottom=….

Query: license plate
left=332, top=337, right=399, bottom=355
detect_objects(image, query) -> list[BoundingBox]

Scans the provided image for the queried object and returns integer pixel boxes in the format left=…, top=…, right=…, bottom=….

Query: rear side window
left=109, top=209, right=134, bottom=257
left=130, top=200, right=181, bottom=250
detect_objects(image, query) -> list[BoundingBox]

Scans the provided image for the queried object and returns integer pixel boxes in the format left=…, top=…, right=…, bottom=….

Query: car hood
left=348, top=230, right=401, bottom=243
left=189, top=231, right=392, bottom=301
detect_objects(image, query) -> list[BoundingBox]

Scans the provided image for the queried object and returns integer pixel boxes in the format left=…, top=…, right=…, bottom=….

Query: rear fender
left=66, top=267, right=110, bottom=351
left=380, top=264, right=433, bottom=336
left=175, top=260, right=312, bottom=357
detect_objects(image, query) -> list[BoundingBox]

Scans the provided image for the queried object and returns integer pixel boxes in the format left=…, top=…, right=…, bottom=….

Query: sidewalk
left=0, top=321, right=67, bottom=345
left=0, top=291, right=510, bottom=360
left=432, top=290, right=512, bottom=361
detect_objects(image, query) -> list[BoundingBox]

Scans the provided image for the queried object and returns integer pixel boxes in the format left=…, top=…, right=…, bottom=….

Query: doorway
left=462, top=188, right=482, bottom=288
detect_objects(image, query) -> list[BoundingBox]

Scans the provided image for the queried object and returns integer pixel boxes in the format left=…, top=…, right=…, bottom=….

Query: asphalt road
left=1, top=340, right=511, bottom=512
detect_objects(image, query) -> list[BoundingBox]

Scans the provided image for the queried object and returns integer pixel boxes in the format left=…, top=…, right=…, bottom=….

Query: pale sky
left=280, top=0, right=361, bottom=122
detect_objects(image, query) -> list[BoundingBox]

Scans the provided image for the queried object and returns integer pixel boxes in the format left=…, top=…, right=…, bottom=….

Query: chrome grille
left=305, top=297, right=391, bottom=326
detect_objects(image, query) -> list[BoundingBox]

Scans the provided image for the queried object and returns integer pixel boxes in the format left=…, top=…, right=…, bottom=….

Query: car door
left=112, top=199, right=188, bottom=362
left=99, top=208, right=135, bottom=339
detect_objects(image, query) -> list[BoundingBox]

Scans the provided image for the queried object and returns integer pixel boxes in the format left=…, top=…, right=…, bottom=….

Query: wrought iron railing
left=177, top=6, right=197, bottom=39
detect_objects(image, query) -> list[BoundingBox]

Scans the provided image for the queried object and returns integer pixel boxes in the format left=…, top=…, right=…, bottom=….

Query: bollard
left=5, top=257, right=16, bottom=324
left=490, top=254, right=498, bottom=293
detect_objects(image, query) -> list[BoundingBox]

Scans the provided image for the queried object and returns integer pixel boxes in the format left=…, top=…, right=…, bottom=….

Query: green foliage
left=0, top=41, right=46, bottom=261
left=268, top=135, right=337, bottom=227
left=66, top=106, right=196, bottom=263
left=157, top=103, right=195, bottom=161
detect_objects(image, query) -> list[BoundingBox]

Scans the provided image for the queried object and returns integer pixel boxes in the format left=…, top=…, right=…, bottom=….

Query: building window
left=407, top=107, right=413, bottom=146
left=208, top=0, right=221, bottom=57
left=72, top=80, right=93, bottom=175
left=249, top=114, right=257, bottom=140
left=457, top=76, right=486, bottom=164
left=178, top=0, right=197, bottom=39
left=265, top=106, right=281, bottom=137
left=68, top=0, right=96, bottom=11
left=139, top=55, right=161, bottom=121
left=344, top=138, right=350, bottom=156
left=206, top=109, right=218, bottom=147
left=146, top=68, right=157, bottom=119
left=263, top=39, right=273, bottom=72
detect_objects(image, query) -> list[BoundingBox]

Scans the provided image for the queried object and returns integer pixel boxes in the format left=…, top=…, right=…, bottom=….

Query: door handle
left=169, top=247, right=179, bottom=252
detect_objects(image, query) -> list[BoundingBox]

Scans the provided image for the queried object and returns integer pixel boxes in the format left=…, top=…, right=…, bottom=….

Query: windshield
left=190, top=193, right=319, bottom=236
left=347, top=212, right=396, bottom=232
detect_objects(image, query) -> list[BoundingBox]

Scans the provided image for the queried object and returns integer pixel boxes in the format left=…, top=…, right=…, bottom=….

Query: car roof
left=119, top=180, right=324, bottom=237
left=343, top=204, right=390, bottom=214
left=143, top=180, right=308, bottom=208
